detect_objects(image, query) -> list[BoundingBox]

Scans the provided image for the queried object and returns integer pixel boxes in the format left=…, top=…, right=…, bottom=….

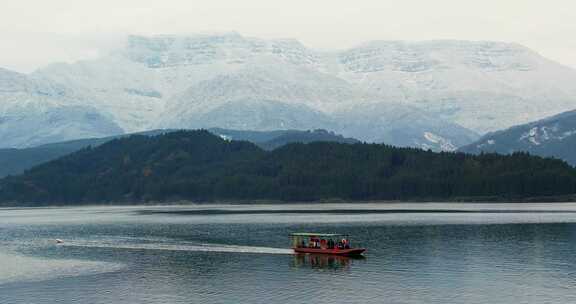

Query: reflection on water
left=2, top=204, right=576, bottom=303
left=291, top=254, right=366, bottom=271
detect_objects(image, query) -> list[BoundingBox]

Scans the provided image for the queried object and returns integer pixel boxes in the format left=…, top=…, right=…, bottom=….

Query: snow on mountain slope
left=332, top=102, right=479, bottom=151
left=155, top=66, right=477, bottom=150
left=333, top=40, right=576, bottom=133
left=33, top=33, right=323, bottom=132
left=6, top=33, right=576, bottom=151
left=423, top=132, right=457, bottom=152
left=0, top=68, right=123, bottom=148
left=167, top=98, right=338, bottom=131
left=124, top=33, right=319, bottom=68
left=34, top=54, right=164, bottom=132
left=459, top=109, right=576, bottom=165
left=157, top=63, right=374, bottom=123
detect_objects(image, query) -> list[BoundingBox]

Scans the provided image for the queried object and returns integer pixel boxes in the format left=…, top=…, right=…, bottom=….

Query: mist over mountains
left=2, top=32, right=576, bottom=151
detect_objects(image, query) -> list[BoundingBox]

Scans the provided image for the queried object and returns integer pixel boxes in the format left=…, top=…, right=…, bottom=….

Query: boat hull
left=293, top=247, right=366, bottom=256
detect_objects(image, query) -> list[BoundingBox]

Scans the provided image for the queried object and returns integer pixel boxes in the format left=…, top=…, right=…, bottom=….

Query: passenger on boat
left=327, top=239, right=334, bottom=249
left=310, top=238, right=320, bottom=248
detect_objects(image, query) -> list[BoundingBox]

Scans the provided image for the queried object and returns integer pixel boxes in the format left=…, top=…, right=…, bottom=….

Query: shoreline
left=2, top=194, right=576, bottom=209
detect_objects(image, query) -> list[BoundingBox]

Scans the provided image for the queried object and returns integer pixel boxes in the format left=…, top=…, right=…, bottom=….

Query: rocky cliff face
left=333, top=40, right=576, bottom=133
left=124, top=33, right=319, bottom=68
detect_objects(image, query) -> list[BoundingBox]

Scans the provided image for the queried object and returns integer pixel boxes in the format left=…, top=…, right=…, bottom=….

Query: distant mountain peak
left=2, top=34, right=576, bottom=151
left=123, top=32, right=317, bottom=68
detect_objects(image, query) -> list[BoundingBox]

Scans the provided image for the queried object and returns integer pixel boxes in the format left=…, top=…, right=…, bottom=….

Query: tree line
left=1, top=130, right=575, bottom=205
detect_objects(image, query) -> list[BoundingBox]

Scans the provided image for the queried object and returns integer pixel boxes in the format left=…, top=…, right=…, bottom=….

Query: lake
left=2, top=203, right=576, bottom=303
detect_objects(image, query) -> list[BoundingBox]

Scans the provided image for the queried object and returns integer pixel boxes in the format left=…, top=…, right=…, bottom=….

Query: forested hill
left=0, top=128, right=358, bottom=178
left=1, top=130, right=575, bottom=205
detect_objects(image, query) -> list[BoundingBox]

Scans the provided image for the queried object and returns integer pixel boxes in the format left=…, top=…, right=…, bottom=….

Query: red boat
left=289, top=233, right=366, bottom=256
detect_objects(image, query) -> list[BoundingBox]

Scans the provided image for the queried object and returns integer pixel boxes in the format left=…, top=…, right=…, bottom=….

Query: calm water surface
left=2, top=203, right=576, bottom=304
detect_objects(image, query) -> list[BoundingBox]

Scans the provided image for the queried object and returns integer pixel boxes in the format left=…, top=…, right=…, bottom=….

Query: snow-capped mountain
left=153, top=62, right=476, bottom=148
left=460, top=109, right=576, bottom=166
left=333, top=40, right=576, bottom=133
left=34, top=51, right=165, bottom=132
left=2, top=32, right=576, bottom=150
left=0, top=68, right=122, bottom=148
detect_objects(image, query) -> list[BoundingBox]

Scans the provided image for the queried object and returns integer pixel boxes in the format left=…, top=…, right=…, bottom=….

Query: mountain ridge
left=2, top=33, right=576, bottom=150
left=459, top=109, right=576, bottom=166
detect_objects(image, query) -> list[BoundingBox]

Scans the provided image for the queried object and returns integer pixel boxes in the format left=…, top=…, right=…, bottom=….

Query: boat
left=289, top=233, right=366, bottom=256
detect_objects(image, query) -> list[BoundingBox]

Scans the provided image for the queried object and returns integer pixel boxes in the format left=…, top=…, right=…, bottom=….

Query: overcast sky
left=2, top=0, right=576, bottom=72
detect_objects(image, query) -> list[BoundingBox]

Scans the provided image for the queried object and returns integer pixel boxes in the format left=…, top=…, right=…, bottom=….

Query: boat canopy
left=289, top=233, right=348, bottom=238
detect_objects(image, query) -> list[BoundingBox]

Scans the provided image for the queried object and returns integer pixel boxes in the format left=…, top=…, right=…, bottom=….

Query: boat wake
left=60, top=240, right=294, bottom=255
left=0, top=251, right=123, bottom=285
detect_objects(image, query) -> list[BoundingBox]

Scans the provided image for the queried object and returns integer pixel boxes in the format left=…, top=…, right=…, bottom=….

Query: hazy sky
left=2, top=0, right=576, bottom=72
